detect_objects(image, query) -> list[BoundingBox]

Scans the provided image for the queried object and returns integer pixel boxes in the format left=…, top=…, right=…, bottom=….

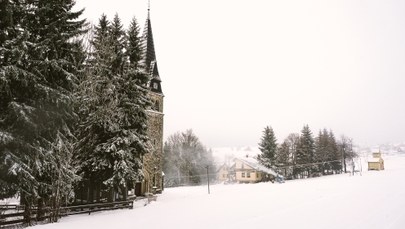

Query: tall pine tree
left=74, top=14, right=151, bottom=202
left=257, top=126, right=277, bottom=169
left=296, top=125, right=315, bottom=177
left=0, top=0, right=86, bottom=222
left=314, top=129, right=329, bottom=174
left=276, top=141, right=291, bottom=177
left=127, top=17, right=143, bottom=69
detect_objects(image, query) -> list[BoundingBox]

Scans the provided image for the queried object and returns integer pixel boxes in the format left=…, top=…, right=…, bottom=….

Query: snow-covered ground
left=33, top=155, right=405, bottom=229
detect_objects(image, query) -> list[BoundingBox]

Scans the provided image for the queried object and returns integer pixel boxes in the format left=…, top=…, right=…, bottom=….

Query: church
left=135, top=7, right=165, bottom=196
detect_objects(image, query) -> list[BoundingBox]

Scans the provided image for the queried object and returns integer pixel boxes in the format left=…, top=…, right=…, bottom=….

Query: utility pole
left=206, top=165, right=210, bottom=194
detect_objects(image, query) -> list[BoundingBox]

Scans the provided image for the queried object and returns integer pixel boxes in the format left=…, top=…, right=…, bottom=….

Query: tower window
left=153, top=82, right=158, bottom=90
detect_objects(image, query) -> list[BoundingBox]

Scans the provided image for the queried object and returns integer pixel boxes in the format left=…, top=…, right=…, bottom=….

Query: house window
left=247, top=172, right=250, bottom=178
left=241, top=172, right=245, bottom=178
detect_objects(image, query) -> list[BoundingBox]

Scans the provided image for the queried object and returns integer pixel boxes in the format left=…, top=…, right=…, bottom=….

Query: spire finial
left=147, top=0, right=151, bottom=18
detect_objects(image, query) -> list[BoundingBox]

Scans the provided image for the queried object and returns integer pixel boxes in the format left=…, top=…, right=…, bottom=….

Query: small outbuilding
left=368, top=152, right=384, bottom=171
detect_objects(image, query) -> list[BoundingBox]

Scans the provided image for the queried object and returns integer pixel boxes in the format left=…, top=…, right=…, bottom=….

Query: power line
left=275, top=159, right=343, bottom=170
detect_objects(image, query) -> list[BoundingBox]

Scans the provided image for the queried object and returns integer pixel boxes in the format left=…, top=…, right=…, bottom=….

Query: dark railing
left=0, top=209, right=44, bottom=227
left=60, top=200, right=133, bottom=216
left=0, top=200, right=133, bottom=228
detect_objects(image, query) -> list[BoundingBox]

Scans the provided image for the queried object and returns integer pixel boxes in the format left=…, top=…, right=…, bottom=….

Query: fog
left=75, top=0, right=405, bottom=147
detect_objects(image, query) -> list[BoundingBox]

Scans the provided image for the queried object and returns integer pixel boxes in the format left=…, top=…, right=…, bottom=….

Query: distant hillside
left=357, top=142, right=405, bottom=156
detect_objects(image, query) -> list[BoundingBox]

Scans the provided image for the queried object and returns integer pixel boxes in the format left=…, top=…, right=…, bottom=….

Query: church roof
left=142, top=10, right=161, bottom=82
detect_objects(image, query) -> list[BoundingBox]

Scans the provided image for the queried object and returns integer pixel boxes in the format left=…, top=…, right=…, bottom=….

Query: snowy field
left=33, top=155, right=405, bottom=229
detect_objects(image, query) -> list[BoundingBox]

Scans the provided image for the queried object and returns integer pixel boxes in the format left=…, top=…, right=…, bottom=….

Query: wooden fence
left=0, top=200, right=133, bottom=228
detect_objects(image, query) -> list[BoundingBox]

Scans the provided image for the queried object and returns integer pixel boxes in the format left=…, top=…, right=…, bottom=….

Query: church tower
left=137, top=5, right=164, bottom=195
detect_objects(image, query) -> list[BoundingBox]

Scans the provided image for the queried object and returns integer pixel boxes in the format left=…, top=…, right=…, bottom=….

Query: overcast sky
left=74, top=0, right=405, bottom=148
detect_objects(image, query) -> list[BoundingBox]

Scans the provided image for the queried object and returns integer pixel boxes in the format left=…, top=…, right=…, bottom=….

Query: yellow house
left=368, top=152, right=384, bottom=171
left=233, top=157, right=278, bottom=183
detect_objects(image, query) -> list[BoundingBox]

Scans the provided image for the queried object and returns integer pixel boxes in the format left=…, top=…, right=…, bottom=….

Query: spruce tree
left=276, top=141, right=291, bottom=177
left=75, top=14, right=115, bottom=202
left=257, top=126, right=277, bottom=168
left=110, top=14, right=126, bottom=74
left=0, top=0, right=23, bottom=199
left=327, top=130, right=340, bottom=173
left=127, top=17, right=143, bottom=69
left=75, top=14, right=151, bottom=201
left=0, top=0, right=85, bottom=222
left=296, top=125, right=315, bottom=177
left=315, top=129, right=329, bottom=174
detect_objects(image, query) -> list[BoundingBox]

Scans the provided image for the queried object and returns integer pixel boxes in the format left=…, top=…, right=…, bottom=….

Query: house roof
left=236, top=157, right=279, bottom=177
left=368, top=158, right=383, bottom=163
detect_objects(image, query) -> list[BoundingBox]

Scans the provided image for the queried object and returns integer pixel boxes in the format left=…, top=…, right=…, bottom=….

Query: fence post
left=206, top=165, right=210, bottom=195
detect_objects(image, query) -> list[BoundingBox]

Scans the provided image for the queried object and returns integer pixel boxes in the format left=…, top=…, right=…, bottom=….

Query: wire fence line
left=274, top=159, right=343, bottom=169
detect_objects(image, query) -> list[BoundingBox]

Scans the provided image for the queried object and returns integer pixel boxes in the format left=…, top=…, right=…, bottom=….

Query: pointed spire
left=142, top=1, right=162, bottom=93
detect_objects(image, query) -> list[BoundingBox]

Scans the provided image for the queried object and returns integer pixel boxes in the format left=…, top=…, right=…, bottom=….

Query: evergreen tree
left=276, top=141, right=290, bottom=178
left=327, top=130, right=340, bottom=173
left=314, top=129, right=329, bottom=174
left=110, top=14, right=126, bottom=74
left=257, top=126, right=277, bottom=168
left=74, top=13, right=151, bottom=202
left=0, top=0, right=25, bottom=200
left=296, top=125, right=315, bottom=177
left=0, top=0, right=86, bottom=222
left=127, top=17, right=143, bottom=69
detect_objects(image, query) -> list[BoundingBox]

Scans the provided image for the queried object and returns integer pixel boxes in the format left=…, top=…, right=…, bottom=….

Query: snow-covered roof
left=236, top=157, right=279, bottom=177
left=368, top=158, right=382, bottom=163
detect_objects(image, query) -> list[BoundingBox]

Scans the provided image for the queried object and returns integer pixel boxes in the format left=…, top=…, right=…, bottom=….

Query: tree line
left=0, top=0, right=151, bottom=223
left=257, top=125, right=357, bottom=179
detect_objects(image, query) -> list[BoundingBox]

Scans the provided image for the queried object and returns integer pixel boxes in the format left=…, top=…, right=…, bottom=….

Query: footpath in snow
left=33, top=155, right=405, bottom=229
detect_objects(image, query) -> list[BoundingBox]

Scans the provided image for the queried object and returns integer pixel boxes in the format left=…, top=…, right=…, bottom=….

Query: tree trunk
left=95, top=183, right=101, bottom=202
left=36, top=197, right=44, bottom=221
left=122, top=186, right=127, bottom=201
left=107, top=187, right=114, bottom=202
left=88, top=180, right=94, bottom=203
left=21, top=195, right=32, bottom=226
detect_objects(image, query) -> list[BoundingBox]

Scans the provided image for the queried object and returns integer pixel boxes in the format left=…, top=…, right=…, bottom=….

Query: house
left=368, top=152, right=384, bottom=171
left=217, top=157, right=281, bottom=183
